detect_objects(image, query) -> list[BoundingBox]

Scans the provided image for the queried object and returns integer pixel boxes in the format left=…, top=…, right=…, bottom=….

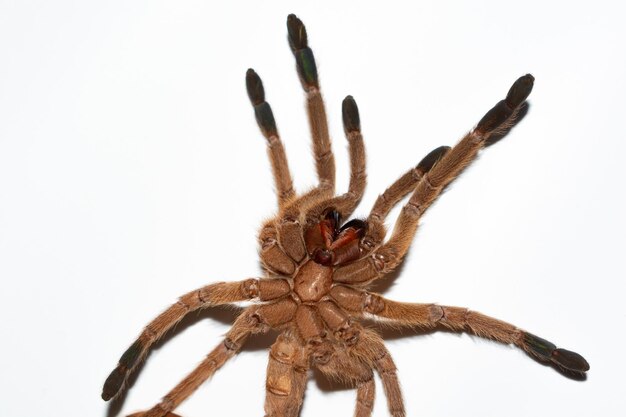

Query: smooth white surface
left=1, top=1, right=624, bottom=416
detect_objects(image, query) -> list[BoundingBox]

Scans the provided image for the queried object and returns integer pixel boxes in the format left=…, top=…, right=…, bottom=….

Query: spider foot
left=523, top=332, right=590, bottom=373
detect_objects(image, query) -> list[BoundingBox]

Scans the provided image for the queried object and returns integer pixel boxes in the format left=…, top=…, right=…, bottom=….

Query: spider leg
left=264, top=331, right=309, bottom=417
left=102, top=278, right=291, bottom=401
left=352, top=328, right=405, bottom=417
left=303, top=96, right=367, bottom=225
left=361, top=146, right=450, bottom=253
left=287, top=14, right=335, bottom=192
left=257, top=14, right=341, bottom=266
left=127, top=301, right=298, bottom=417
left=354, top=376, right=376, bottom=417
left=271, top=96, right=368, bottom=265
left=315, top=344, right=376, bottom=417
left=246, top=69, right=296, bottom=208
left=334, top=75, right=535, bottom=285
left=333, top=287, right=590, bottom=374
left=315, top=301, right=404, bottom=417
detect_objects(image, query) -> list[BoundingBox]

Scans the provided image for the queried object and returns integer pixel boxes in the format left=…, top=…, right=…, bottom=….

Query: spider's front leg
left=246, top=68, right=295, bottom=208
left=102, top=278, right=291, bottom=401
left=304, top=95, right=367, bottom=225
left=334, top=75, right=535, bottom=285
left=332, top=286, right=590, bottom=374
left=287, top=13, right=335, bottom=192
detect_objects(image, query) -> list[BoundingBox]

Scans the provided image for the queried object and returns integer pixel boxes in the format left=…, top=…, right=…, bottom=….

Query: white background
left=1, top=1, right=624, bottom=416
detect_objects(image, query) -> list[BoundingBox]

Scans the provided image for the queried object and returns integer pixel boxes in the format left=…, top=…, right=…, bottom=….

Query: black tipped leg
left=254, top=102, right=278, bottom=138
left=417, top=146, right=451, bottom=173
left=287, top=14, right=319, bottom=89
left=342, top=96, right=360, bottom=133
left=245, top=69, right=278, bottom=138
left=102, top=365, right=126, bottom=401
left=476, top=74, right=534, bottom=135
left=523, top=332, right=589, bottom=374
left=287, top=14, right=308, bottom=51
left=245, top=68, right=265, bottom=105
left=552, top=348, right=590, bottom=373
left=505, top=74, right=534, bottom=108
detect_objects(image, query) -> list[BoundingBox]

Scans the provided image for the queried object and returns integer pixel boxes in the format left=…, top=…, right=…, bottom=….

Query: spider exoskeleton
left=102, top=14, right=589, bottom=417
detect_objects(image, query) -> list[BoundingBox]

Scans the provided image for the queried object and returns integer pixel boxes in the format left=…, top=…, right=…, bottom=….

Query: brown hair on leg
left=102, top=279, right=278, bottom=401
left=246, top=68, right=295, bottom=208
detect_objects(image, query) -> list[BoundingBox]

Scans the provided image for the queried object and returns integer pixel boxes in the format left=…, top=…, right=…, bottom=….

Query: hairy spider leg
left=352, top=328, right=405, bottom=417
left=254, top=19, right=369, bottom=273
left=332, top=287, right=590, bottom=373
left=362, top=145, right=450, bottom=254
left=304, top=96, right=367, bottom=226
left=246, top=68, right=295, bottom=208
left=129, top=300, right=299, bottom=417
left=333, top=75, right=535, bottom=285
left=287, top=13, right=335, bottom=192
left=315, top=345, right=377, bottom=417
left=102, top=279, right=291, bottom=401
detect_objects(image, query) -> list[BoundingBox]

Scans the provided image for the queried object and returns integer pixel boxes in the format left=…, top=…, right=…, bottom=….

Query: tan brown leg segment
left=334, top=75, right=535, bottom=285
left=287, top=14, right=335, bottom=191
left=363, top=145, right=450, bottom=252
left=136, top=307, right=273, bottom=417
left=304, top=96, right=367, bottom=225
left=351, top=329, right=405, bottom=417
left=355, top=377, right=376, bottom=417
left=246, top=69, right=295, bottom=208
left=259, top=222, right=298, bottom=276
left=102, top=279, right=290, bottom=401
left=264, top=331, right=309, bottom=417
left=362, top=293, right=589, bottom=373
left=314, top=342, right=376, bottom=417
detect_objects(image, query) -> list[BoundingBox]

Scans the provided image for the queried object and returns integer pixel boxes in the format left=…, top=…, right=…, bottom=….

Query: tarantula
left=102, top=14, right=589, bottom=417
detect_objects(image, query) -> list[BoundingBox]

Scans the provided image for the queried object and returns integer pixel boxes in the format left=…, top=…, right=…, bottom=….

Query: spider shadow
left=105, top=305, right=277, bottom=417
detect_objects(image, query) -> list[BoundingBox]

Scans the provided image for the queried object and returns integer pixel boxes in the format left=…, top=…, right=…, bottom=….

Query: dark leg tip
left=245, top=68, right=265, bottom=105
left=551, top=348, right=590, bottom=373
left=287, top=14, right=308, bottom=51
left=505, top=74, right=534, bottom=108
left=476, top=74, right=534, bottom=135
left=523, top=332, right=556, bottom=361
left=342, top=95, right=361, bottom=133
left=254, top=102, right=278, bottom=138
left=295, top=47, right=318, bottom=89
left=416, top=146, right=451, bottom=174
left=102, top=366, right=126, bottom=401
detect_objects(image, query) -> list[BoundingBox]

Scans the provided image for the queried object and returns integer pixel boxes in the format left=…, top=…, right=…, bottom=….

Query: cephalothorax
left=102, top=14, right=589, bottom=417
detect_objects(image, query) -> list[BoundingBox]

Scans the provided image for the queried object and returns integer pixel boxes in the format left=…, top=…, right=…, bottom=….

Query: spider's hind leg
left=264, top=331, right=309, bottom=417
left=314, top=342, right=377, bottom=417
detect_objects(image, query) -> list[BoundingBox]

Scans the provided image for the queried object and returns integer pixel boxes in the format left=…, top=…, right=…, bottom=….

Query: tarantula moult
left=102, top=14, right=589, bottom=417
